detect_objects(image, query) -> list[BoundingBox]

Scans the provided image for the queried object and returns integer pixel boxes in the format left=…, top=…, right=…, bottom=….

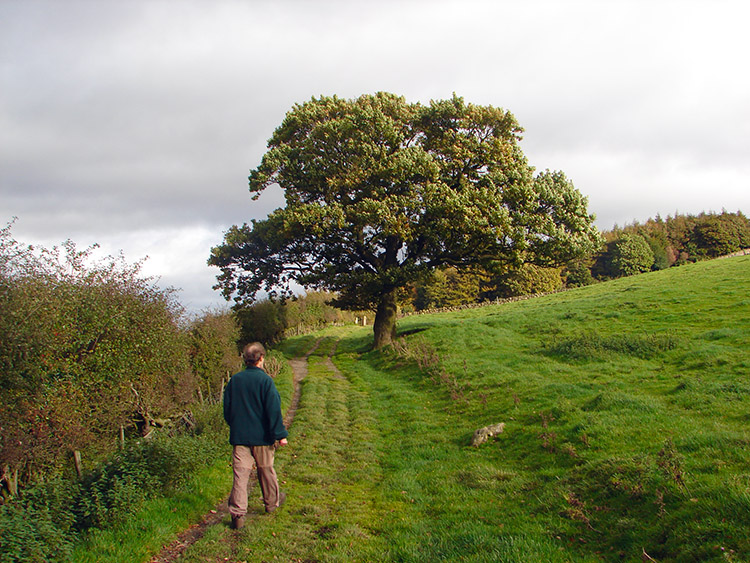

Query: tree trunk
left=373, top=288, right=398, bottom=349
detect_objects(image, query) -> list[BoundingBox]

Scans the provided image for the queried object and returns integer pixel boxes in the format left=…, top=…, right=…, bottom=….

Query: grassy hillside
left=170, top=255, right=750, bottom=562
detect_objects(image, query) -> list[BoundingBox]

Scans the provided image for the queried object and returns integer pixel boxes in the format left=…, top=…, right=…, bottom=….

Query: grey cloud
left=2, top=0, right=749, bottom=313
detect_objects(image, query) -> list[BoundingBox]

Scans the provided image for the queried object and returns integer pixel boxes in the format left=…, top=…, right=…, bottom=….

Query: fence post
left=73, top=451, right=83, bottom=479
left=1, top=465, right=19, bottom=497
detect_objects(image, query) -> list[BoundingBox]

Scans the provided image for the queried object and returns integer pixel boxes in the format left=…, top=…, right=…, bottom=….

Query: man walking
left=223, top=342, right=288, bottom=529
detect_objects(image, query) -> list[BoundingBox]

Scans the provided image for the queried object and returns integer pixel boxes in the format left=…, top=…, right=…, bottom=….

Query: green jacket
left=223, top=366, right=288, bottom=446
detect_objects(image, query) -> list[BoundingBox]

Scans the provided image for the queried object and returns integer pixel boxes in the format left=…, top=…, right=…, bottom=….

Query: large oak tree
left=210, top=93, right=601, bottom=348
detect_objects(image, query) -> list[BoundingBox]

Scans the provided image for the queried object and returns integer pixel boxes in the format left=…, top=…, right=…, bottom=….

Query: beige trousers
left=228, top=444, right=280, bottom=516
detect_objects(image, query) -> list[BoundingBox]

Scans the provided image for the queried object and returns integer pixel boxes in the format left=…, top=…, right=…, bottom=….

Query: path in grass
left=148, top=338, right=321, bottom=563
left=168, top=330, right=391, bottom=562
left=161, top=326, right=576, bottom=562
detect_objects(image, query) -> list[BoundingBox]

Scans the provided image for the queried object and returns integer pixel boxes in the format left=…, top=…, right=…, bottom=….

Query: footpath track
left=148, top=339, right=322, bottom=563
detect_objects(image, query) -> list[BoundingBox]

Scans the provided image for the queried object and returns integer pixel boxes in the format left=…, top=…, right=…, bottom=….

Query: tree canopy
left=210, top=93, right=601, bottom=347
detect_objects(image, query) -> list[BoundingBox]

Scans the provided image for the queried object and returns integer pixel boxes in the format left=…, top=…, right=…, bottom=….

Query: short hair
left=242, top=342, right=266, bottom=367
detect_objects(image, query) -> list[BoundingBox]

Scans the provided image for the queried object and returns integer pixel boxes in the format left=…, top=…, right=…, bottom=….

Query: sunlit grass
left=71, top=347, right=296, bottom=563
left=70, top=455, right=232, bottom=563
left=85, top=255, right=750, bottom=562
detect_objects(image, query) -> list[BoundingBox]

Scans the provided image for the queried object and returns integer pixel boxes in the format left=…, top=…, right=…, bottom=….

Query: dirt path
left=148, top=340, right=321, bottom=563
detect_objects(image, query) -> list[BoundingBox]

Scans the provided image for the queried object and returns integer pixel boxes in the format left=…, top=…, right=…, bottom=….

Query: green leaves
left=0, top=224, right=199, bottom=483
left=212, top=92, right=601, bottom=345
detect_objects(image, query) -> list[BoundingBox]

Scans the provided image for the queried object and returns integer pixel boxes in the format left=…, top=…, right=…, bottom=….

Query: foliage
left=234, top=290, right=362, bottom=346
left=73, top=421, right=225, bottom=530
left=488, top=263, right=564, bottom=298
left=209, top=92, right=601, bottom=347
left=234, top=298, right=287, bottom=345
left=0, top=477, right=77, bottom=563
left=0, top=404, right=227, bottom=563
left=609, top=233, right=655, bottom=276
left=595, top=210, right=750, bottom=280
left=414, top=266, right=486, bottom=310
left=0, top=224, right=237, bottom=496
left=187, top=310, right=241, bottom=403
left=563, top=259, right=596, bottom=287
left=690, top=212, right=750, bottom=258
left=282, top=290, right=356, bottom=334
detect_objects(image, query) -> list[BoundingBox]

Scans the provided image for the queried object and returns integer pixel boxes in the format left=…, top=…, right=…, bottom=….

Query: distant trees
left=234, top=291, right=360, bottom=345
left=592, top=210, right=750, bottom=280
left=0, top=223, right=239, bottom=494
left=414, top=267, right=486, bottom=310
left=404, top=210, right=750, bottom=310
left=492, top=263, right=564, bottom=298
left=690, top=213, right=750, bottom=258
left=609, top=233, right=655, bottom=277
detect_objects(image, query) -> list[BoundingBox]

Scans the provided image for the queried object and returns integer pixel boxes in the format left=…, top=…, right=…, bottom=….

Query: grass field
left=84, top=255, right=750, bottom=562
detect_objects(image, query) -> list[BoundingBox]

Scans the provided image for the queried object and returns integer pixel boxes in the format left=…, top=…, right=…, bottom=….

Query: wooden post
left=1, top=465, right=19, bottom=497
left=10, top=467, right=18, bottom=497
left=119, top=425, right=125, bottom=450
left=73, top=451, right=83, bottom=479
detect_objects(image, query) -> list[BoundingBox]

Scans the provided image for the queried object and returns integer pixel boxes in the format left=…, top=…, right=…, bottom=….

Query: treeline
left=405, top=210, right=750, bottom=310
left=0, top=222, right=240, bottom=498
left=234, top=290, right=364, bottom=344
left=590, top=209, right=750, bottom=279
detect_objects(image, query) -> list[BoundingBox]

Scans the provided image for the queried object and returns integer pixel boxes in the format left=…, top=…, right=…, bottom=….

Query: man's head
left=242, top=342, right=266, bottom=367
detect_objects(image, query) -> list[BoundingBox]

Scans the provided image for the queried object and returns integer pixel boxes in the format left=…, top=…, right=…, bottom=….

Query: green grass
left=92, top=255, right=750, bottom=562
left=70, top=352, right=297, bottom=563
left=70, top=456, right=233, bottom=563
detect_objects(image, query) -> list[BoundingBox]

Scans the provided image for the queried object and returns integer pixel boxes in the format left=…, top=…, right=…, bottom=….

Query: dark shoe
left=231, top=515, right=246, bottom=529
left=266, top=491, right=287, bottom=513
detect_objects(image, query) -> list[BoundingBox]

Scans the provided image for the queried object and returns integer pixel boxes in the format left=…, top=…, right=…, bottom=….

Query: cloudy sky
left=2, top=0, right=748, bottom=313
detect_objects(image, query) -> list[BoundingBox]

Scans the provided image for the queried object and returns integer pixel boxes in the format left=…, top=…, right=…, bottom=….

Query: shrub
left=188, top=310, right=241, bottom=403
left=610, top=234, right=655, bottom=277
left=0, top=476, right=77, bottom=563
left=0, top=502, right=73, bottom=563
left=74, top=407, right=226, bottom=530
left=72, top=437, right=193, bottom=530
left=415, top=266, right=487, bottom=309
left=0, top=223, right=197, bottom=489
left=564, top=260, right=596, bottom=287
left=234, top=291, right=361, bottom=344
left=0, top=404, right=227, bottom=563
left=491, top=264, right=563, bottom=298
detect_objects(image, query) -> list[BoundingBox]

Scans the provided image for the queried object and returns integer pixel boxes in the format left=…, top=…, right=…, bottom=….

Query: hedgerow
left=0, top=404, right=226, bottom=563
left=1, top=222, right=238, bottom=491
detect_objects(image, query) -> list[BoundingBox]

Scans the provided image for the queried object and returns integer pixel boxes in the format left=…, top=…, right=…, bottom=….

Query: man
left=223, top=342, right=288, bottom=529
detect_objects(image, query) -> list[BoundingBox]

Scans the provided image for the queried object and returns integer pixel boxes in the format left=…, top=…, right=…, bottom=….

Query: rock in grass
left=471, top=423, right=505, bottom=446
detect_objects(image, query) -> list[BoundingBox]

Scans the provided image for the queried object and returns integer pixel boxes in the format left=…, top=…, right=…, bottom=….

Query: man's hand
left=278, top=438, right=288, bottom=446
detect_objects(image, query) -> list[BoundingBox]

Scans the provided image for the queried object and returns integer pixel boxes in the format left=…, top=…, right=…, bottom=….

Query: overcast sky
left=2, top=0, right=748, bottom=313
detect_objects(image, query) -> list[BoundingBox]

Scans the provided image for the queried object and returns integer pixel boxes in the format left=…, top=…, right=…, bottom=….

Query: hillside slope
left=170, top=255, right=749, bottom=563
left=377, top=254, right=750, bottom=561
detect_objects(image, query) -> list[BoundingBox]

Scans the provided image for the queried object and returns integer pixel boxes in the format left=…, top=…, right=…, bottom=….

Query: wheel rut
left=148, top=339, right=323, bottom=563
